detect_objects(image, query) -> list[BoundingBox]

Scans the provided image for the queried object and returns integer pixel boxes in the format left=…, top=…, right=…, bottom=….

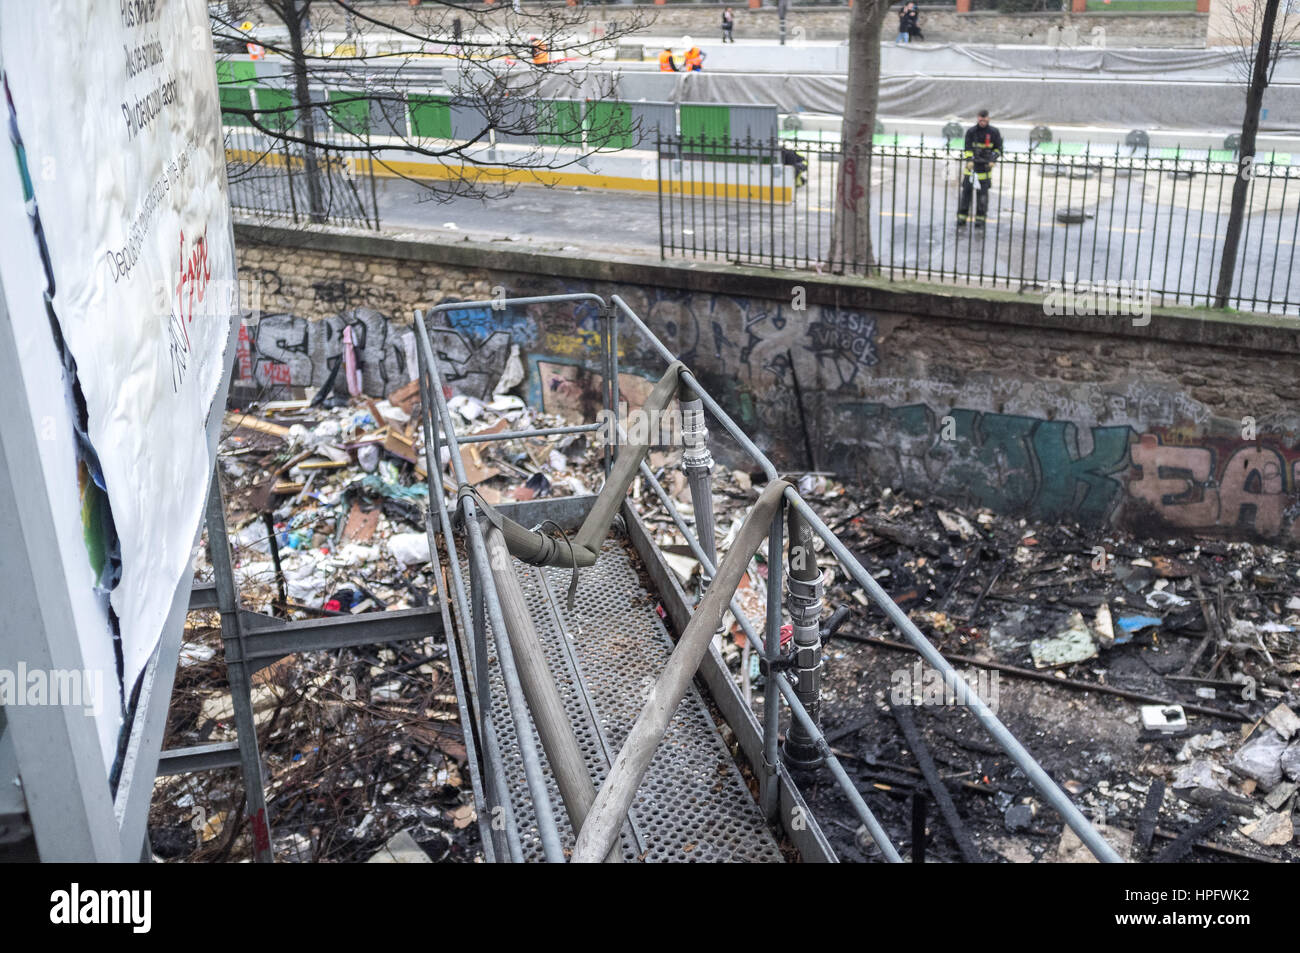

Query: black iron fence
left=657, top=135, right=1300, bottom=316
left=224, top=122, right=382, bottom=230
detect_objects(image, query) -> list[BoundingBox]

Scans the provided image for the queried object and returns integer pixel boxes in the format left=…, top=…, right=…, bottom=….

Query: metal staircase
left=412, top=293, right=1122, bottom=864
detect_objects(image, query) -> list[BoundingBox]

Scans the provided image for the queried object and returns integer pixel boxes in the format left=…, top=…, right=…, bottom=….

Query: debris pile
left=638, top=467, right=1300, bottom=862
left=153, top=371, right=1299, bottom=862
left=151, top=377, right=603, bottom=862
left=149, top=618, right=475, bottom=863
left=206, top=385, right=603, bottom=615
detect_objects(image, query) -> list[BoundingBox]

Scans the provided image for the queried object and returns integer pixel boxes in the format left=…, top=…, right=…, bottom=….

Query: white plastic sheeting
left=0, top=0, right=235, bottom=770
left=608, top=70, right=1300, bottom=134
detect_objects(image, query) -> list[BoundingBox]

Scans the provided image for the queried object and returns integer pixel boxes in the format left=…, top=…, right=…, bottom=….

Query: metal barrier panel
left=628, top=102, right=678, bottom=147
left=586, top=101, right=635, bottom=150
left=492, top=96, right=536, bottom=146
left=368, top=94, right=409, bottom=139
left=409, top=93, right=453, bottom=139
left=538, top=99, right=585, bottom=147
left=449, top=100, right=489, bottom=143
left=727, top=104, right=780, bottom=144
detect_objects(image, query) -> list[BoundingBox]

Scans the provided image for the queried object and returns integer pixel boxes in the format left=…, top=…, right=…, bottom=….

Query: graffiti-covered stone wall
left=233, top=225, right=1300, bottom=544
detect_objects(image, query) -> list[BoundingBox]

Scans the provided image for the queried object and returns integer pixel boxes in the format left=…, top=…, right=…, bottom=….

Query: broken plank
left=863, top=517, right=945, bottom=558
left=889, top=702, right=984, bottom=863
left=226, top=412, right=291, bottom=439
left=383, top=429, right=419, bottom=466
left=1153, top=808, right=1228, bottom=863
left=1135, top=780, right=1165, bottom=853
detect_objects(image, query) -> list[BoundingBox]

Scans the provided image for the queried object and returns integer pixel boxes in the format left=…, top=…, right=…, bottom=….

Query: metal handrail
left=415, top=334, right=525, bottom=861
left=415, top=312, right=568, bottom=862
left=416, top=292, right=627, bottom=861
left=607, top=292, right=1122, bottom=863
left=633, top=459, right=899, bottom=860
left=416, top=291, right=1120, bottom=863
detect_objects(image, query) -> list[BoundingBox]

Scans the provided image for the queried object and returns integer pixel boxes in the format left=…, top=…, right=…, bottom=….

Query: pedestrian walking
left=901, top=3, right=923, bottom=42
left=722, top=7, right=735, bottom=43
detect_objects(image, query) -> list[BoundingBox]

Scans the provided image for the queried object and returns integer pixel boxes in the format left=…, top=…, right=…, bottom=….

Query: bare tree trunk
left=284, top=0, right=327, bottom=223
left=829, top=0, right=891, bottom=275
left=1214, top=0, right=1280, bottom=309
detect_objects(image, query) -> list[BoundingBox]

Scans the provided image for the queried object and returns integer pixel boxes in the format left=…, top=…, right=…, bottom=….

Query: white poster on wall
left=0, top=0, right=235, bottom=773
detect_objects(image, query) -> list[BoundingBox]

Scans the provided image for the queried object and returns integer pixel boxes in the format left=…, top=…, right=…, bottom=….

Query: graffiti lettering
left=175, top=228, right=211, bottom=347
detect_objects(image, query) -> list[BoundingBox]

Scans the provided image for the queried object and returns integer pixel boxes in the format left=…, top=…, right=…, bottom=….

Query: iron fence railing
left=223, top=122, right=381, bottom=230
left=658, top=134, right=1300, bottom=316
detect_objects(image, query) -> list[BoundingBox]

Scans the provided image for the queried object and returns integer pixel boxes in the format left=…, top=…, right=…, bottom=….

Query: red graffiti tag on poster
left=175, top=227, right=211, bottom=347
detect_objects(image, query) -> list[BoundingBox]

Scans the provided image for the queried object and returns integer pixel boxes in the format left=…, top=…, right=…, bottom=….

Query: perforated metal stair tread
left=474, top=536, right=783, bottom=863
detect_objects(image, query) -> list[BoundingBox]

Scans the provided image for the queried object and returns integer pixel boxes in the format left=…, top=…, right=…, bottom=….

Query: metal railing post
left=678, top=382, right=717, bottom=569
left=205, top=471, right=274, bottom=863
left=415, top=335, right=523, bottom=862
left=760, top=501, right=784, bottom=820
left=604, top=301, right=617, bottom=475
left=782, top=503, right=825, bottom=769
left=415, top=311, right=567, bottom=863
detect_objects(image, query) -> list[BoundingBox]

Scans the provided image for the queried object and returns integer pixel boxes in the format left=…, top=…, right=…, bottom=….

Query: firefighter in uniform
left=958, top=109, right=1002, bottom=228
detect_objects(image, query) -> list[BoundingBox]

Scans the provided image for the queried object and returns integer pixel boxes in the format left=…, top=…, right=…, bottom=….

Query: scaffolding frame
left=2, top=284, right=1121, bottom=863
left=413, top=292, right=1121, bottom=863
left=0, top=270, right=240, bottom=861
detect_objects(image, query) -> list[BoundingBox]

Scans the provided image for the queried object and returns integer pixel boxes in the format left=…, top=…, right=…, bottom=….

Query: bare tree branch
left=216, top=0, right=656, bottom=220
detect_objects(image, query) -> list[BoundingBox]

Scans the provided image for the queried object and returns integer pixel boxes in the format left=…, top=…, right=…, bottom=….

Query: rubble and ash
left=151, top=380, right=1299, bottom=862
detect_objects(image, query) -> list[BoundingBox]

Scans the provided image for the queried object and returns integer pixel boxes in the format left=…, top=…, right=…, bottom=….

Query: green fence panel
left=587, top=101, right=634, bottom=150
left=255, top=87, right=297, bottom=132
left=538, top=100, right=584, bottom=146
left=217, top=61, right=258, bottom=126
left=409, top=94, right=452, bottom=139
left=328, top=90, right=370, bottom=136
left=680, top=104, right=730, bottom=152
left=220, top=87, right=254, bottom=126
left=217, top=60, right=257, bottom=86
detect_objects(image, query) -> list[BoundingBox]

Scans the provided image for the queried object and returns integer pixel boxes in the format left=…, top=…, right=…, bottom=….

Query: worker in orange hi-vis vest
left=658, top=47, right=678, bottom=71
left=530, top=37, right=550, bottom=66
left=682, top=37, right=704, bottom=71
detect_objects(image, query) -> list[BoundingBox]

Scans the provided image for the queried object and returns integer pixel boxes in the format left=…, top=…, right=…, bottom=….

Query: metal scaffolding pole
left=572, top=479, right=792, bottom=863
left=205, top=471, right=274, bottom=864
left=484, top=527, right=621, bottom=863
left=782, top=505, right=825, bottom=769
